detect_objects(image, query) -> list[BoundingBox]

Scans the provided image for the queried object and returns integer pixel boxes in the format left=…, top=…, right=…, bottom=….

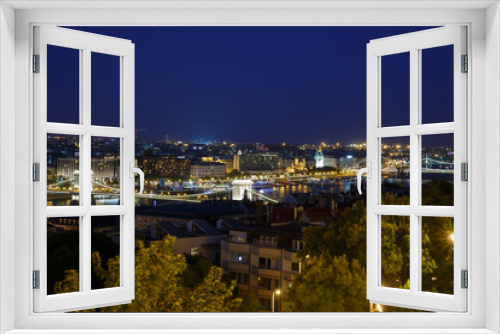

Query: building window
left=259, top=257, right=273, bottom=269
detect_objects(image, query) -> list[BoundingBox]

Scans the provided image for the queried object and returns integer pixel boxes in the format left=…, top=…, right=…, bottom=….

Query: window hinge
left=33, top=163, right=40, bottom=182
left=33, top=270, right=40, bottom=289
left=461, top=162, right=468, bottom=181
left=33, top=54, right=40, bottom=73
left=461, top=54, right=468, bottom=73
left=461, top=270, right=468, bottom=289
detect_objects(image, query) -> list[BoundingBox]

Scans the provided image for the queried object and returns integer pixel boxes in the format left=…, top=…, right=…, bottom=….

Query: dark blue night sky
left=48, top=26, right=453, bottom=144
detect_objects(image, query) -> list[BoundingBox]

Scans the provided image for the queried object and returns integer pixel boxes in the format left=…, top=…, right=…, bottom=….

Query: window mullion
left=81, top=48, right=92, bottom=294
left=409, top=48, right=420, bottom=295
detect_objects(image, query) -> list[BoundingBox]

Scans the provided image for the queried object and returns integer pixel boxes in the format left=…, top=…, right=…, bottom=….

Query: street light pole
left=272, top=289, right=281, bottom=312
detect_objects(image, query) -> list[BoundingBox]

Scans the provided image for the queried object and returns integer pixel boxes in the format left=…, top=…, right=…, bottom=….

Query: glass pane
left=381, top=52, right=410, bottom=127
left=381, top=137, right=410, bottom=205
left=91, top=137, right=120, bottom=205
left=421, top=134, right=454, bottom=206
left=92, top=52, right=120, bottom=127
left=47, top=134, right=80, bottom=206
left=421, top=45, right=454, bottom=124
left=381, top=215, right=410, bottom=289
left=91, top=215, right=120, bottom=290
left=421, top=217, right=454, bottom=295
left=47, top=45, right=80, bottom=124
left=47, top=217, right=80, bottom=295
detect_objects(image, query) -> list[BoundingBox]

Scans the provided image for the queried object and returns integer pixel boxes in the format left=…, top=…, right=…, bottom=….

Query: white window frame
left=366, top=26, right=467, bottom=312
left=33, top=26, right=136, bottom=313
left=1, top=1, right=498, bottom=333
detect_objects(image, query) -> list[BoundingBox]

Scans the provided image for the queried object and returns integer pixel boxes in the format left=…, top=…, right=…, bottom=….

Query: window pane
left=91, top=215, right=121, bottom=290
left=91, top=137, right=120, bottom=205
left=91, top=52, right=120, bottom=127
left=381, top=137, right=410, bottom=205
left=421, top=134, right=454, bottom=206
left=381, top=215, right=410, bottom=290
left=47, top=217, right=80, bottom=295
left=381, top=52, right=410, bottom=127
left=421, top=45, right=454, bottom=124
left=421, top=217, right=454, bottom=295
left=47, top=134, right=80, bottom=206
left=47, top=45, right=80, bottom=124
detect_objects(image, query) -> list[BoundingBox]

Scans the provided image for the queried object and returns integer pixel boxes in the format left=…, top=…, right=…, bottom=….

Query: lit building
left=56, top=158, right=79, bottom=180
left=91, top=157, right=120, bottom=182
left=233, top=153, right=283, bottom=173
left=57, top=157, right=120, bottom=182
left=135, top=156, right=191, bottom=179
left=191, top=162, right=227, bottom=179
left=284, top=157, right=307, bottom=173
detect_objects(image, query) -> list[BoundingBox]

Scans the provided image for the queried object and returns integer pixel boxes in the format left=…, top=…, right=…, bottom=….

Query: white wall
left=0, top=2, right=16, bottom=333
left=485, top=2, right=500, bottom=333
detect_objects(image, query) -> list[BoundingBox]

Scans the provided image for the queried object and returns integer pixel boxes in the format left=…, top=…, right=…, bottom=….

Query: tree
left=182, top=254, right=214, bottom=288
left=221, top=272, right=261, bottom=312
left=287, top=191, right=440, bottom=312
left=54, top=235, right=242, bottom=312
left=234, top=291, right=260, bottom=312
left=47, top=229, right=119, bottom=294
left=286, top=255, right=368, bottom=312
left=47, top=230, right=80, bottom=295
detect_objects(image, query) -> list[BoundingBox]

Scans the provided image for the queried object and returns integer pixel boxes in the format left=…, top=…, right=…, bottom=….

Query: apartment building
left=220, top=220, right=306, bottom=312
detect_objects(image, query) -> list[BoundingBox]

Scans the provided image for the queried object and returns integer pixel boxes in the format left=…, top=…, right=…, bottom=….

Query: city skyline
left=46, top=26, right=453, bottom=144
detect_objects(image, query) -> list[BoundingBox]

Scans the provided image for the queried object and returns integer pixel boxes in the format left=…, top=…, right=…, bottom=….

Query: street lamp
left=271, top=289, right=281, bottom=312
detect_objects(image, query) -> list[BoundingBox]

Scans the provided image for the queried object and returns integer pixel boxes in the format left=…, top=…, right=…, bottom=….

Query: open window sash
left=366, top=26, right=467, bottom=312
left=33, top=26, right=135, bottom=312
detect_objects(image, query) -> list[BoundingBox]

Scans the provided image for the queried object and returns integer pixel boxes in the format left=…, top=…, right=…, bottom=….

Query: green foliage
left=288, top=183, right=452, bottom=312
left=298, top=200, right=367, bottom=264
left=381, top=215, right=410, bottom=288
left=53, top=269, right=79, bottom=294
left=91, top=231, right=120, bottom=290
left=55, top=235, right=242, bottom=312
left=286, top=255, right=368, bottom=312
left=47, top=230, right=80, bottom=295
left=234, top=291, right=261, bottom=312
left=182, top=254, right=214, bottom=288
left=422, top=179, right=453, bottom=206
left=220, top=273, right=260, bottom=312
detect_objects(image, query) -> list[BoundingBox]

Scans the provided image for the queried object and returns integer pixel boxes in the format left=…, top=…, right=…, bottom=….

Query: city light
left=48, top=131, right=454, bottom=312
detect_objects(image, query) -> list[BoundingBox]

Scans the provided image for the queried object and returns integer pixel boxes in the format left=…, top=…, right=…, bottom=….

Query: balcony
left=251, top=266, right=281, bottom=279
left=251, top=245, right=281, bottom=257
left=227, top=261, right=249, bottom=272
left=224, top=240, right=250, bottom=253
left=251, top=286, right=274, bottom=298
